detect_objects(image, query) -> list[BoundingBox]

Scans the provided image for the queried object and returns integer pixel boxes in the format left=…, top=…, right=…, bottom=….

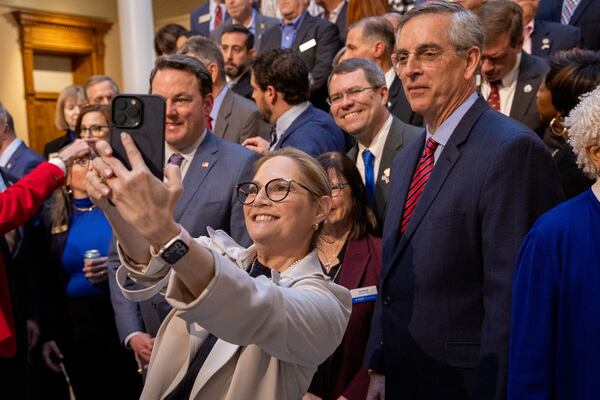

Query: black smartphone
left=111, top=94, right=165, bottom=179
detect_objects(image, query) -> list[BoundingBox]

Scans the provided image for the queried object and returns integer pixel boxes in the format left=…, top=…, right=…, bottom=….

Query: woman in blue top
left=40, top=105, right=142, bottom=399
left=509, top=85, right=600, bottom=399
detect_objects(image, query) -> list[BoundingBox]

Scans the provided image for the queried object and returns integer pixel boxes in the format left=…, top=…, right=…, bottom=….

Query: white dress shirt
left=356, top=114, right=393, bottom=183
left=480, top=53, right=521, bottom=116
left=385, top=68, right=396, bottom=90
left=164, top=130, right=206, bottom=179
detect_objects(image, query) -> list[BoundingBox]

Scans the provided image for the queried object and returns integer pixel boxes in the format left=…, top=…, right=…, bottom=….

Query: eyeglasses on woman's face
left=330, top=182, right=349, bottom=197
left=236, top=177, right=318, bottom=205
left=72, top=156, right=92, bottom=168
left=79, top=124, right=109, bottom=138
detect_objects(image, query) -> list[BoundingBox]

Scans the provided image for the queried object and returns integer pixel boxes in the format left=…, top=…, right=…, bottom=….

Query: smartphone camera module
left=112, top=96, right=143, bottom=128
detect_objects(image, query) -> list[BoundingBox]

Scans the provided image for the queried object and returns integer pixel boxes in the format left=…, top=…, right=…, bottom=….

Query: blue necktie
left=362, top=149, right=375, bottom=201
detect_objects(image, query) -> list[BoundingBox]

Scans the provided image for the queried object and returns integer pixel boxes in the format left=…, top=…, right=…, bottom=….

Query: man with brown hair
left=478, top=0, right=548, bottom=136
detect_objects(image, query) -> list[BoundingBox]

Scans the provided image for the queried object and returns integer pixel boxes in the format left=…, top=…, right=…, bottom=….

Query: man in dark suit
left=242, top=48, right=346, bottom=157
left=1, top=112, right=44, bottom=177
left=190, top=0, right=229, bottom=37
left=107, top=55, right=256, bottom=372
left=317, top=0, right=348, bottom=42
left=179, top=35, right=267, bottom=143
left=513, top=0, right=581, bottom=59
left=478, top=0, right=549, bottom=136
left=259, top=0, right=342, bottom=110
left=210, top=0, right=278, bottom=49
left=535, top=0, right=600, bottom=51
left=341, top=16, right=423, bottom=126
left=365, top=3, right=563, bottom=400
left=328, top=58, right=421, bottom=233
left=219, top=24, right=256, bottom=100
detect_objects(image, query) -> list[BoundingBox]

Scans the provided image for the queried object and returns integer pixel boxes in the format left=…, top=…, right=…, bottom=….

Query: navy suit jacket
left=5, top=142, right=44, bottom=178
left=259, top=13, right=342, bottom=110
left=108, top=132, right=256, bottom=343
left=366, top=97, right=564, bottom=400
left=531, top=20, right=582, bottom=59
left=273, top=104, right=347, bottom=157
left=536, top=0, right=600, bottom=51
left=230, top=69, right=253, bottom=100
left=190, top=3, right=229, bottom=37
left=210, top=12, right=279, bottom=49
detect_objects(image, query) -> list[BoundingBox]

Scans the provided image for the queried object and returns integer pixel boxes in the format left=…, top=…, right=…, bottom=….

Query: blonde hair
left=567, top=85, right=600, bottom=179
left=55, top=85, right=85, bottom=130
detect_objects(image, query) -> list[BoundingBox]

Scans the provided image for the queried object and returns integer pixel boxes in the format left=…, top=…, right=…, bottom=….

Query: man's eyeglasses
left=393, top=47, right=446, bottom=68
left=326, top=86, right=381, bottom=106
left=236, top=178, right=318, bottom=205
left=331, top=182, right=349, bottom=197
left=79, top=125, right=109, bottom=137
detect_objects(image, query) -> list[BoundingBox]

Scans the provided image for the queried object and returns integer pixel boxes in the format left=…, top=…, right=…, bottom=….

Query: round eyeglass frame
left=236, top=177, right=319, bottom=205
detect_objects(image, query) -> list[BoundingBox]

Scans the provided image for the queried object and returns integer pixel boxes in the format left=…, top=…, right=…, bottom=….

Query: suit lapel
left=214, top=89, right=233, bottom=138
left=510, top=52, right=537, bottom=122
left=339, top=237, right=370, bottom=290
left=346, top=143, right=358, bottom=162
left=275, top=105, right=312, bottom=149
left=531, top=21, right=551, bottom=57
left=6, top=143, right=25, bottom=171
left=570, top=0, right=593, bottom=24
left=383, top=99, right=488, bottom=281
left=378, top=118, right=405, bottom=179
left=292, top=14, right=314, bottom=50
left=173, top=133, right=219, bottom=221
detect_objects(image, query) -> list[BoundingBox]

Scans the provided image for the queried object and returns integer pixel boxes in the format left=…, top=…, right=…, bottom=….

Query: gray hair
left=83, top=75, right=119, bottom=99
left=0, top=102, right=7, bottom=130
left=328, top=58, right=386, bottom=89
left=178, top=35, right=226, bottom=85
left=398, top=1, right=484, bottom=53
left=567, top=85, right=600, bottom=179
left=348, top=16, right=396, bottom=57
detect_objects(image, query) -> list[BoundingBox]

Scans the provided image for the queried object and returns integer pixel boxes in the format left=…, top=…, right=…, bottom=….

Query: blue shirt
left=210, top=86, right=229, bottom=125
left=280, top=12, right=306, bottom=49
left=509, top=187, right=600, bottom=399
left=62, top=198, right=112, bottom=298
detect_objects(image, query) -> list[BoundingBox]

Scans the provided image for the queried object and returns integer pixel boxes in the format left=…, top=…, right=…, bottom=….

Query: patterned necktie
left=487, top=81, right=501, bottom=112
left=400, top=138, right=439, bottom=234
left=207, top=116, right=213, bottom=131
left=561, top=0, right=580, bottom=24
left=214, top=5, right=223, bottom=28
left=168, top=153, right=184, bottom=167
left=362, top=149, right=375, bottom=201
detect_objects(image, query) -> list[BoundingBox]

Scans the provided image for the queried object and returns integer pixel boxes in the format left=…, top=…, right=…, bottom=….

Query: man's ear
left=249, top=48, right=256, bottom=58
left=266, top=85, right=278, bottom=105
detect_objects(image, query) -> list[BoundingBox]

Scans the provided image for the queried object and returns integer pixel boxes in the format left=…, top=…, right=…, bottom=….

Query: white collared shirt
left=209, top=0, right=227, bottom=31
left=522, top=20, right=535, bottom=54
left=480, top=53, right=521, bottom=116
left=384, top=68, right=396, bottom=90
left=356, top=114, right=393, bottom=182
left=0, top=138, right=23, bottom=168
left=164, top=129, right=207, bottom=179
left=271, top=102, right=310, bottom=149
left=325, top=0, right=346, bottom=23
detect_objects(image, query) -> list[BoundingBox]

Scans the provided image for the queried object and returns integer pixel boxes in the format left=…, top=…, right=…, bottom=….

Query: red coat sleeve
left=0, top=162, right=64, bottom=234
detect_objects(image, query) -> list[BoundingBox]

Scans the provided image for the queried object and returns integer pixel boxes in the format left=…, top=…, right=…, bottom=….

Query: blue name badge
left=351, top=286, right=378, bottom=304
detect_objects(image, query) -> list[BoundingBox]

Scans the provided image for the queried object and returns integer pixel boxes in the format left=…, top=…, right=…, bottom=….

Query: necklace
left=72, top=203, right=97, bottom=212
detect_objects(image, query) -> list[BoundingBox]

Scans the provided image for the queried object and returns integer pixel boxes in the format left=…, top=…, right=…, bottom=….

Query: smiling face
left=395, top=13, right=479, bottom=128
left=225, top=0, right=253, bottom=21
left=325, top=169, right=353, bottom=227
left=151, top=68, right=212, bottom=151
left=279, top=0, right=309, bottom=22
left=244, top=156, right=321, bottom=256
left=328, top=69, right=389, bottom=146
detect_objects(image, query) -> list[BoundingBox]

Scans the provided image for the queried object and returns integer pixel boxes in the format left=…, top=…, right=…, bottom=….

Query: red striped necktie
left=400, top=137, right=439, bottom=234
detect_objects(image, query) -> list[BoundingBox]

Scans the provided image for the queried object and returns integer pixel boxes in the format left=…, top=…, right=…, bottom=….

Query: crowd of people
left=0, top=0, right=599, bottom=399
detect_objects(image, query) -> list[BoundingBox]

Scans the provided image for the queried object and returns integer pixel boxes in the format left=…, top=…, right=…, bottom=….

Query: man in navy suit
left=0, top=112, right=44, bottom=177
left=243, top=48, right=347, bottom=157
left=259, top=0, right=342, bottom=110
left=513, top=0, right=581, bottom=59
left=535, top=0, right=600, bottom=51
left=107, top=55, right=256, bottom=371
left=190, top=0, right=229, bottom=37
left=365, top=3, right=563, bottom=400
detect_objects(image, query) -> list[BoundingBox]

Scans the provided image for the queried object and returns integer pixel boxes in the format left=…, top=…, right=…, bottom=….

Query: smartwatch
left=157, top=231, right=189, bottom=264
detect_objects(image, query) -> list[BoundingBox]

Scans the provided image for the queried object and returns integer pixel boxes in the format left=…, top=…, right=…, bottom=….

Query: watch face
left=161, top=239, right=189, bottom=264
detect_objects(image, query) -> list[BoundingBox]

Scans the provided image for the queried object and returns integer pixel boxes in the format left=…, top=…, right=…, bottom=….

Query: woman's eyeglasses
left=330, top=182, right=349, bottom=197
left=236, top=178, right=318, bottom=205
left=79, top=125, right=109, bottom=137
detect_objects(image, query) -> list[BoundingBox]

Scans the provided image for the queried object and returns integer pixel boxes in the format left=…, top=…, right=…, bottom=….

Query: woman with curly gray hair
left=508, top=85, right=600, bottom=399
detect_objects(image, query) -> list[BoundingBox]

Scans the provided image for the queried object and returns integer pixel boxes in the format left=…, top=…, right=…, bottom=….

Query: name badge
left=299, top=38, right=317, bottom=53
left=198, top=13, right=210, bottom=24
left=351, top=286, right=378, bottom=304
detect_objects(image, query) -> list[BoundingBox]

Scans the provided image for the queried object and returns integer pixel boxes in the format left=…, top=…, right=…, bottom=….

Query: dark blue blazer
left=531, top=20, right=582, bottom=59
left=273, top=104, right=347, bottom=157
left=5, top=142, right=44, bottom=178
left=189, top=3, right=229, bottom=37
left=366, top=97, right=564, bottom=400
left=536, top=0, right=600, bottom=51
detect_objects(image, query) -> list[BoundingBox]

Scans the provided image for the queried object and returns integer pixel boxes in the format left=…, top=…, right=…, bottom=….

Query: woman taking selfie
left=87, top=140, right=351, bottom=400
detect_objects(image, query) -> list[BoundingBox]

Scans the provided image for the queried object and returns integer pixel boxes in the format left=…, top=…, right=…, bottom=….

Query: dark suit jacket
left=43, top=131, right=73, bottom=160
left=536, top=0, right=600, bottom=51
left=320, top=0, right=348, bottom=43
left=190, top=3, right=229, bottom=37
left=366, top=97, right=563, bottom=400
left=347, top=116, right=421, bottom=233
left=210, top=12, right=279, bottom=49
left=5, top=142, right=44, bottom=178
left=108, top=132, right=256, bottom=343
left=531, top=20, right=582, bottom=59
left=273, top=104, right=347, bottom=156
left=214, top=88, right=263, bottom=144
left=230, top=69, right=253, bottom=100
left=389, top=76, right=423, bottom=127
left=259, top=13, right=342, bottom=110
left=309, top=235, right=381, bottom=400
